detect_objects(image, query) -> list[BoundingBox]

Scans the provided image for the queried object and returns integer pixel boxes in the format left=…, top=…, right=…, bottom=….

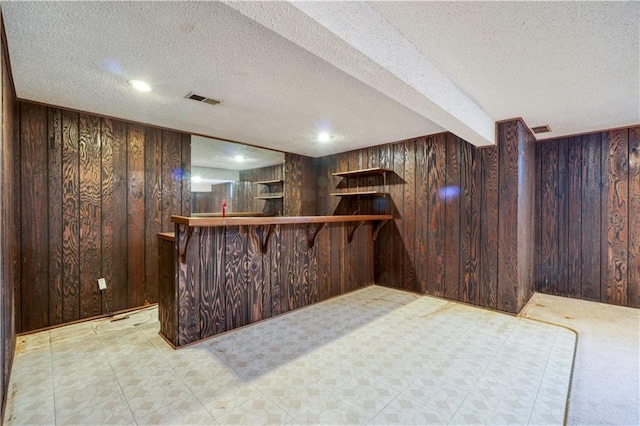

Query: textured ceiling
left=1, top=1, right=442, bottom=158
left=367, top=1, right=640, bottom=140
left=3, top=1, right=639, bottom=158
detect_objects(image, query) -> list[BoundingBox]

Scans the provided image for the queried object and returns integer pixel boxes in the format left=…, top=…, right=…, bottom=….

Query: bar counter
left=158, top=214, right=391, bottom=347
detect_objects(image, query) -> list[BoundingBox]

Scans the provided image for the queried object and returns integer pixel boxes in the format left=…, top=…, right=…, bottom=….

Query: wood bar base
left=158, top=215, right=391, bottom=347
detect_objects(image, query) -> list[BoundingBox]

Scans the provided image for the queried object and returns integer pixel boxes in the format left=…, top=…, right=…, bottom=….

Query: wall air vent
left=531, top=125, right=551, bottom=134
left=185, top=92, right=220, bottom=106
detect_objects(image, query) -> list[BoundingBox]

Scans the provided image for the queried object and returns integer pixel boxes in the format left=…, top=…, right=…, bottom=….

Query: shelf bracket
left=179, top=227, right=195, bottom=264
left=307, top=222, right=327, bottom=249
left=348, top=221, right=365, bottom=243
left=372, top=219, right=389, bottom=241
left=261, top=224, right=276, bottom=254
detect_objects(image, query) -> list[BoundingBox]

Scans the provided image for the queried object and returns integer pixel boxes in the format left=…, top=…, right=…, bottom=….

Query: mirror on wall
left=190, top=136, right=285, bottom=216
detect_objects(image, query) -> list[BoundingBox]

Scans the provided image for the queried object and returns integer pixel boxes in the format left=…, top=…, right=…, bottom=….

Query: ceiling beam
left=223, top=1, right=495, bottom=147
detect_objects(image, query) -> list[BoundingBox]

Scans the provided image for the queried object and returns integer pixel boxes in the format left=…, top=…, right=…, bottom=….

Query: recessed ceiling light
left=234, top=155, right=244, bottom=162
left=128, top=79, right=151, bottom=92
left=191, top=175, right=202, bottom=183
left=318, top=132, right=330, bottom=142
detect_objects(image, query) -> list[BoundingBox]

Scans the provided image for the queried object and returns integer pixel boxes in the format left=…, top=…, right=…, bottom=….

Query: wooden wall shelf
left=330, top=191, right=388, bottom=197
left=332, top=167, right=391, bottom=177
left=256, top=194, right=284, bottom=200
left=255, top=179, right=284, bottom=185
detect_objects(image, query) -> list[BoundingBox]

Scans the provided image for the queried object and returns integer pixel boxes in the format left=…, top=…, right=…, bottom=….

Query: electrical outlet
left=97, top=278, right=107, bottom=291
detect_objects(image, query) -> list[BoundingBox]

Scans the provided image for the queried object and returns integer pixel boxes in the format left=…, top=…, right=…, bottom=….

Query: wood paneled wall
left=192, top=183, right=233, bottom=214
left=285, top=153, right=317, bottom=216
left=16, top=102, right=190, bottom=333
left=316, top=121, right=535, bottom=313
left=239, top=164, right=284, bottom=215
left=535, top=126, right=640, bottom=308
left=160, top=220, right=373, bottom=346
left=1, top=17, right=17, bottom=421
left=191, top=164, right=285, bottom=215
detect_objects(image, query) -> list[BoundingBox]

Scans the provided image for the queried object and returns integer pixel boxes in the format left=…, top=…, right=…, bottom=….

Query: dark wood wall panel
left=144, top=127, right=163, bottom=308
left=48, top=109, right=63, bottom=326
left=127, top=124, right=146, bottom=308
left=20, top=103, right=49, bottom=330
left=101, top=119, right=128, bottom=313
left=539, top=140, right=559, bottom=294
left=459, top=141, right=478, bottom=305
left=316, top=123, right=533, bottom=314
left=79, top=114, right=102, bottom=318
left=535, top=126, right=640, bottom=308
left=580, top=133, right=603, bottom=301
left=402, top=141, right=416, bottom=292
left=444, top=133, right=461, bottom=300
left=629, top=128, right=640, bottom=308
left=2, top=30, right=18, bottom=420
left=566, top=136, right=583, bottom=298
left=478, top=147, right=499, bottom=309
left=61, top=110, right=80, bottom=323
left=15, top=102, right=191, bottom=332
left=603, top=130, right=628, bottom=305
left=429, top=134, right=447, bottom=297
left=497, top=121, right=520, bottom=312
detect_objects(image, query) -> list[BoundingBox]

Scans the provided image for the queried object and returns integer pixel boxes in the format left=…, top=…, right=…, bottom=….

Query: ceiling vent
left=531, top=125, right=551, bottom=134
left=185, top=92, right=220, bottom=106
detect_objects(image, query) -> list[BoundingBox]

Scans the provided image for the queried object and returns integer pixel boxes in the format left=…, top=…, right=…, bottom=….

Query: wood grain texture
left=48, top=108, right=63, bottom=325
left=127, top=124, right=146, bottom=307
left=165, top=218, right=377, bottom=346
left=177, top=225, right=200, bottom=346
left=20, top=103, right=49, bottom=330
left=389, top=142, right=405, bottom=290
left=629, top=126, right=640, bottom=308
left=415, top=138, right=429, bottom=294
left=246, top=225, right=264, bottom=322
left=603, top=129, right=628, bottom=305
left=16, top=102, right=192, bottom=332
left=2, top=39, right=18, bottom=417
left=557, top=139, right=570, bottom=298
left=375, top=143, right=392, bottom=285
left=459, top=139, right=478, bottom=305
left=144, top=128, right=162, bottom=305
left=479, top=147, right=499, bottom=309
left=78, top=114, right=102, bottom=318
left=284, top=153, right=303, bottom=216
left=162, top=130, right=183, bottom=231
left=101, top=118, right=128, bottom=313
left=581, top=133, right=602, bottom=301
left=225, top=226, right=247, bottom=328
left=402, top=140, right=416, bottom=292
left=269, top=224, right=282, bottom=316
left=444, top=133, right=461, bottom=300
left=428, top=134, right=446, bottom=296
left=181, top=133, right=191, bottom=216
left=61, top=109, right=80, bottom=323
left=567, top=136, right=583, bottom=298
left=199, top=227, right=225, bottom=339
left=497, top=122, right=519, bottom=313
left=539, top=140, right=559, bottom=294
left=158, top=235, right=177, bottom=345
left=516, top=122, right=535, bottom=309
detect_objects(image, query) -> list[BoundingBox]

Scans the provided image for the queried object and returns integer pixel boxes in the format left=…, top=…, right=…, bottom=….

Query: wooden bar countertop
left=170, top=214, right=393, bottom=227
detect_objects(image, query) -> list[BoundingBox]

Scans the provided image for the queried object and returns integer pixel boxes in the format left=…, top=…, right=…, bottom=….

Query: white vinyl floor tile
left=4, top=286, right=575, bottom=425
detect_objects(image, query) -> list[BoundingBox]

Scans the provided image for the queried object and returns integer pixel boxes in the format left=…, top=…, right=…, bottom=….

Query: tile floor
left=4, top=286, right=575, bottom=425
